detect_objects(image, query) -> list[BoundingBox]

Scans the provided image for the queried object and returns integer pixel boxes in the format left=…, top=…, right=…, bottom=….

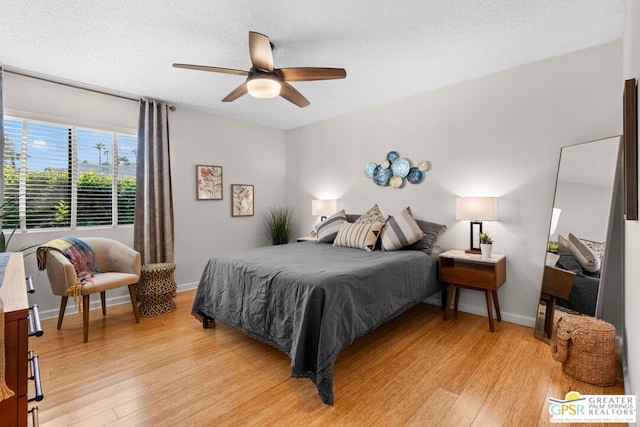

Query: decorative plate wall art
left=364, top=151, right=430, bottom=188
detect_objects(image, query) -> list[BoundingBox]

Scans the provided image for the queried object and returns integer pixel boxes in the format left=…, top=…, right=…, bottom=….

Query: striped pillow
left=381, top=207, right=425, bottom=251
left=333, top=222, right=384, bottom=252
left=315, top=210, right=348, bottom=243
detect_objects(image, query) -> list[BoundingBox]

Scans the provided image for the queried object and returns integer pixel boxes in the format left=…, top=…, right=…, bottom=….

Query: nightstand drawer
left=438, top=251, right=506, bottom=290
left=439, top=263, right=499, bottom=289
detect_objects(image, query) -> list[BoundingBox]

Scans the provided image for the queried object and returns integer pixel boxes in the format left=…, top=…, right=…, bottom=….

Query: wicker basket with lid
left=551, top=314, right=617, bottom=386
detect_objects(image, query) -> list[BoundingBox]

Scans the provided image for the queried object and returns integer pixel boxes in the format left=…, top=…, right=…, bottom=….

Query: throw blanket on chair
left=37, top=237, right=100, bottom=310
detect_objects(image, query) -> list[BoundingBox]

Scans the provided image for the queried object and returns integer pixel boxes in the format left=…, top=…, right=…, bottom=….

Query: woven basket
left=551, top=314, right=617, bottom=386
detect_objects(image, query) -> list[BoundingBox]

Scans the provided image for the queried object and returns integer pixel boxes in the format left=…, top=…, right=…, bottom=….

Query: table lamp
left=312, top=199, right=337, bottom=221
left=456, top=197, right=498, bottom=253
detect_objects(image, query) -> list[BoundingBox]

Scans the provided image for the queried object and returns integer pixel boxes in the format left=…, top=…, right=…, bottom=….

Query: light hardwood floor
left=30, top=289, right=625, bottom=427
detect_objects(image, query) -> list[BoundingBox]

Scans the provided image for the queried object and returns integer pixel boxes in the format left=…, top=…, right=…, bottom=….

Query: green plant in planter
left=479, top=232, right=493, bottom=245
left=0, top=226, right=17, bottom=252
left=547, top=241, right=559, bottom=254
left=264, top=206, right=295, bottom=245
left=0, top=195, right=20, bottom=252
left=0, top=195, right=41, bottom=253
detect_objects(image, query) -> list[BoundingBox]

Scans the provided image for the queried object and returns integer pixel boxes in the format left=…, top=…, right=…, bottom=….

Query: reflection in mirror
left=534, top=136, right=622, bottom=344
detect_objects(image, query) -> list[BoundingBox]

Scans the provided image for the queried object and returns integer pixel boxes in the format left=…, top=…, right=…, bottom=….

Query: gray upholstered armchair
left=43, top=237, right=141, bottom=342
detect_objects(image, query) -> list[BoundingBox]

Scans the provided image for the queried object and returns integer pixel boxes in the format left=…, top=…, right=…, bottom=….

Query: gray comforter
left=191, top=242, right=441, bottom=405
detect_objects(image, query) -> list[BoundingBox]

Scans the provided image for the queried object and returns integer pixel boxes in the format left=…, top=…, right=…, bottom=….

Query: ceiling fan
left=173, top=31, right=346, bottom=108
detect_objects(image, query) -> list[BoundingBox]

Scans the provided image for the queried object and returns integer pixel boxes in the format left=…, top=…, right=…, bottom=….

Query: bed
left=191, top=210, right=446, bottom=405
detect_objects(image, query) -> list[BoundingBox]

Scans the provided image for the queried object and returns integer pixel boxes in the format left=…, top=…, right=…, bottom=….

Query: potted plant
left=546, top=241, right=560, bottom=266
left=479, top=232, right=493, bottom=259
left=264, top=206, right=295, bottom=245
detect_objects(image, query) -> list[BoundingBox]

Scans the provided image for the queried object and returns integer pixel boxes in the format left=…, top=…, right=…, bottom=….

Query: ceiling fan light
left=247, top=77, right=281, bottom=99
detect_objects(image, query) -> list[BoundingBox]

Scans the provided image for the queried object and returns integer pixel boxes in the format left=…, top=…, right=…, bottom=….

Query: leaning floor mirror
left=534, top=136, right=623, bottom=344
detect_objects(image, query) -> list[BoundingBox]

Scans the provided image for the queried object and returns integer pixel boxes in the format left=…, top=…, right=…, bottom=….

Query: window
left=2, top=117, right=137, bottom=230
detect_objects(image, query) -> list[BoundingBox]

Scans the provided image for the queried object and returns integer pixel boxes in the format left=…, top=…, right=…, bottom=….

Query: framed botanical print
left=231, top=184, right=254, bottom=216
left=196, top=165, right=223, bottom=200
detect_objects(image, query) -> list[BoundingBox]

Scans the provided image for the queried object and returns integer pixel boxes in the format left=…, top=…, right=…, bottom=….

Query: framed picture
left=231, top=184, right=254, bottom=217
left=196, top=165, right=223, bottom=200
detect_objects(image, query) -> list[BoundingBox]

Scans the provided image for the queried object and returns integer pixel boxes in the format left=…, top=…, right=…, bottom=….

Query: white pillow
left=333, top=222, right=384, bottom=252
left=380, top=207, right=425, bottom=251
left=567, top=233, right=601, bottom=273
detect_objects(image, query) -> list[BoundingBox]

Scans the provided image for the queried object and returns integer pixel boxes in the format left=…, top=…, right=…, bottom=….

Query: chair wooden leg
left=57, top=296, right=68, bottom=330
left=83, top=295, right=90, bottom=343
left=100, top=291, right=106, bottom=316
left=128, top=284, right=140, bottom=324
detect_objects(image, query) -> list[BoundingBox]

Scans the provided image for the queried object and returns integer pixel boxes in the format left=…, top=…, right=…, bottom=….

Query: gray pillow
left=403, top=220, right=447, bottom=254
left=556, top=246, right=584, bottom=276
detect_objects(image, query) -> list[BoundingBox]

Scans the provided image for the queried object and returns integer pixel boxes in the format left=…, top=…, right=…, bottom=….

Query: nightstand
left=296, top=236, right=318, bottom=242
left=438, top=249, right=507, bottom=332
left=539, top=265, right=575, bottom=338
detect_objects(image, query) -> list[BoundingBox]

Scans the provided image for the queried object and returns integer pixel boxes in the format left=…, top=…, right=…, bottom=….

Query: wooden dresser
left=0, top=253, right=41, bottom=427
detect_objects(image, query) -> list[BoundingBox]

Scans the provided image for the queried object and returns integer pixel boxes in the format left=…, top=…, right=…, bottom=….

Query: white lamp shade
left=456, top=197, right=498, bottom=221
left=312, top=199, right=337, bottom=217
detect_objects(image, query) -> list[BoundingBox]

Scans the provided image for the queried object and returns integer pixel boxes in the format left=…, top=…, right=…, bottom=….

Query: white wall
left=3, top=72, right=287, bottom=319
left=623, top=0, right=640, bottom=406
left=285, top=41, right=623, bottom=327
left=169, top=108, right=286, bottom=288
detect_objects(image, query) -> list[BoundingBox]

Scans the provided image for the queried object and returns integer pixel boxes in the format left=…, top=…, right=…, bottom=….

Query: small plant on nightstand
left=546, top=241, right=560, bottom=266
left=479, top=232, right=493, bottom=244
left=479, top=232, right=493, bottom=258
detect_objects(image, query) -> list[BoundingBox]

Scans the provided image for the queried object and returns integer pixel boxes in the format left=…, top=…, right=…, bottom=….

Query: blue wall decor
left=364, top=151, right=430, bottom=188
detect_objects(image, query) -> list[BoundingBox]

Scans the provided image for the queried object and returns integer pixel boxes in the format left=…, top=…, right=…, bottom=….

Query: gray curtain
left=134, top=99, right=174, bottom=264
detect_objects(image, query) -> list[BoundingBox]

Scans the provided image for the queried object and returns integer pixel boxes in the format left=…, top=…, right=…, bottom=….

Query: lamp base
left=468, top=221, right=483, bottom=254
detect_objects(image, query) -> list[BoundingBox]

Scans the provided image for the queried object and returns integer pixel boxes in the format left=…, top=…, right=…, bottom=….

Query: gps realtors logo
left=548, top=391, right=636, bottom=423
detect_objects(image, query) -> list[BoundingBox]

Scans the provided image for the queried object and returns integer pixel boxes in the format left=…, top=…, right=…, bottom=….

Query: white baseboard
left=424, top=294, right=537, bottom=328
left=37, top=281, right=200, bottom=321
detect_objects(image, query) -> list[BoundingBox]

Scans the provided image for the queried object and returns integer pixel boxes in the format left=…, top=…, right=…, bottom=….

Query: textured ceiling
left=0, top=1, right=625, bottom=130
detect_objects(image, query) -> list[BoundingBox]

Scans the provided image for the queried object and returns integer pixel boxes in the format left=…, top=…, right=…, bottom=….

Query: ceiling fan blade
left=280, top=82, right=310, bottom=108
left=173, top=63, right=249, bottom=76
left=249, top=31, right=274, bottom=72
left=222, top=82, right=248, bottom=102
left=275, top=67, right=347, bottom=82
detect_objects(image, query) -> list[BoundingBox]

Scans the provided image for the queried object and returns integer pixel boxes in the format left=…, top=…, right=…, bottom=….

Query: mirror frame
left=534, top=135, right=623, bottom=344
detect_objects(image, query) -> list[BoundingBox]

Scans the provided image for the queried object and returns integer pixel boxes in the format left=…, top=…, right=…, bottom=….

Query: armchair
left=42, top=237, right=141, bottom=342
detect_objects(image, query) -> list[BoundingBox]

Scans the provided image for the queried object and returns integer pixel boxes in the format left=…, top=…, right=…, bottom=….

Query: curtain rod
left=4, top=68, right=140, bottom=103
